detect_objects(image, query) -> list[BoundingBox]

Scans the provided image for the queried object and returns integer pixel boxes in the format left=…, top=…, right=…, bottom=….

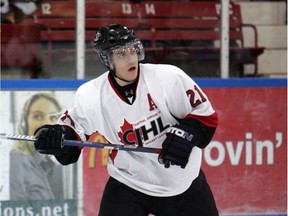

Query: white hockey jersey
left=59, top=63, right=218, bottom=197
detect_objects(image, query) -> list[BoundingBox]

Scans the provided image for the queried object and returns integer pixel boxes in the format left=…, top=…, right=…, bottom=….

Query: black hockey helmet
left=93, top=23, right=145, bottom=68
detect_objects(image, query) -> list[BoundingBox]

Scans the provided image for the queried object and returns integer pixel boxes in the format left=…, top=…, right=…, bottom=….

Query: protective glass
left=107, top=40, right=145, bottom=64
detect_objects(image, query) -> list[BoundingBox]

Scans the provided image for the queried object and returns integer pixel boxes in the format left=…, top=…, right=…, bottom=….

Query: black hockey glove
left=34, top=124, right=77, bottom=156
left=159, top=124, right=200, bottom=169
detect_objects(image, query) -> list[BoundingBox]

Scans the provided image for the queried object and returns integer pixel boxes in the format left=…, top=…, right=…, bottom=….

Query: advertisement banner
left=0, top=200, right=77, bottom=216
left=202, top=87, right=287, bottom=214
left=0, top=91, right=79, bottom=214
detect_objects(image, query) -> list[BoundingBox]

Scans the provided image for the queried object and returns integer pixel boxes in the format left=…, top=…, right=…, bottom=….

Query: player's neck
left=109, top=73, right=139, bottom=104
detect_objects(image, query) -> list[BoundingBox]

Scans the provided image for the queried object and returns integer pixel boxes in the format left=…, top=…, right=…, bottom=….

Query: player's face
left=111, top=44, right=139, bottom=86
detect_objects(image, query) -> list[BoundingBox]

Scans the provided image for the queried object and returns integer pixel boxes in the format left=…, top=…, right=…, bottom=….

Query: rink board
left=1, top=78, right=287, bottom=216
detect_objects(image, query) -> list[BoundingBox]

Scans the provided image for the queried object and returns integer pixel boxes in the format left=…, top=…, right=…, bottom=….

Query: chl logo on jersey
left=117, top=117, right=170, bottom=146
left=117, top=93, right=169, bottom=146
left=118, top=93, right=170, bottom=146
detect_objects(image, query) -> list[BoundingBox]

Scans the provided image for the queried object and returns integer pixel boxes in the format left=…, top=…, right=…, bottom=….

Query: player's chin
left=126, top=74, right=137, bottom=82
left=122, top=74, right=136, bottom=84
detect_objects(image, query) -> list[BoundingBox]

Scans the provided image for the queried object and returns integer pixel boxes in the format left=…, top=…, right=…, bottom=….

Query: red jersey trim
left=109, top=150, right=118, bottom=164
left=184, top=112, right=219, bottom=127
left=60, top=110, right=75, bottom=127
left=108, top=75, right=126, bottom=103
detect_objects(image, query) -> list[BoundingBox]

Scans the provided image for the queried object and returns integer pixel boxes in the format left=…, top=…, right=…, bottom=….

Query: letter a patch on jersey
left=147, top=93, right=157, bottom=111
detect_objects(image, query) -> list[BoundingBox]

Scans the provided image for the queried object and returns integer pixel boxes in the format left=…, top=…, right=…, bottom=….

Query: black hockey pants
left=99, top=169, right=219, bottom=216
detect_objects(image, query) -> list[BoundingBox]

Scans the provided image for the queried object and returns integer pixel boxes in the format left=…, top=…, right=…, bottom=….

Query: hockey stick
left=0, top=133, right=161, bottom=154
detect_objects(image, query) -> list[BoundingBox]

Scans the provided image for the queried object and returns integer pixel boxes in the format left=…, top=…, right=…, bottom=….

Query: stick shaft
left=0, top=133, right=161, bottom=154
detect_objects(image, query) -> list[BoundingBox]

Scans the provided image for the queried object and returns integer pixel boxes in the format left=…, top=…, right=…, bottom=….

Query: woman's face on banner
left=27, top=98, right=60, bottom=135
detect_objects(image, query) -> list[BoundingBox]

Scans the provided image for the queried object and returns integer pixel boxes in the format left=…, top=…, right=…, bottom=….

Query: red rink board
left=202, top=87, right=287, bottom=214
left=82, top=86, right=287, bottom=215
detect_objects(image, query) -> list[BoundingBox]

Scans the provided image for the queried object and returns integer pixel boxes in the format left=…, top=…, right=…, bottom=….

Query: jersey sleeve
left=58, top=83, right=96, bottom=141
left=55, top=83, right=97, bottom=165
left=165, top=68, right=218, bottom=148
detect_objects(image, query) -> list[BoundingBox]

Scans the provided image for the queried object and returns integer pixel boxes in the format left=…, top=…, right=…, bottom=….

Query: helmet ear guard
left=93, top=23, right=145, bottom=68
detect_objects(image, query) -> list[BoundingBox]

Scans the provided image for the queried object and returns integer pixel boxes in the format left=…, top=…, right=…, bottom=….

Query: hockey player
left=34, top=23, right=219, bottom=216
